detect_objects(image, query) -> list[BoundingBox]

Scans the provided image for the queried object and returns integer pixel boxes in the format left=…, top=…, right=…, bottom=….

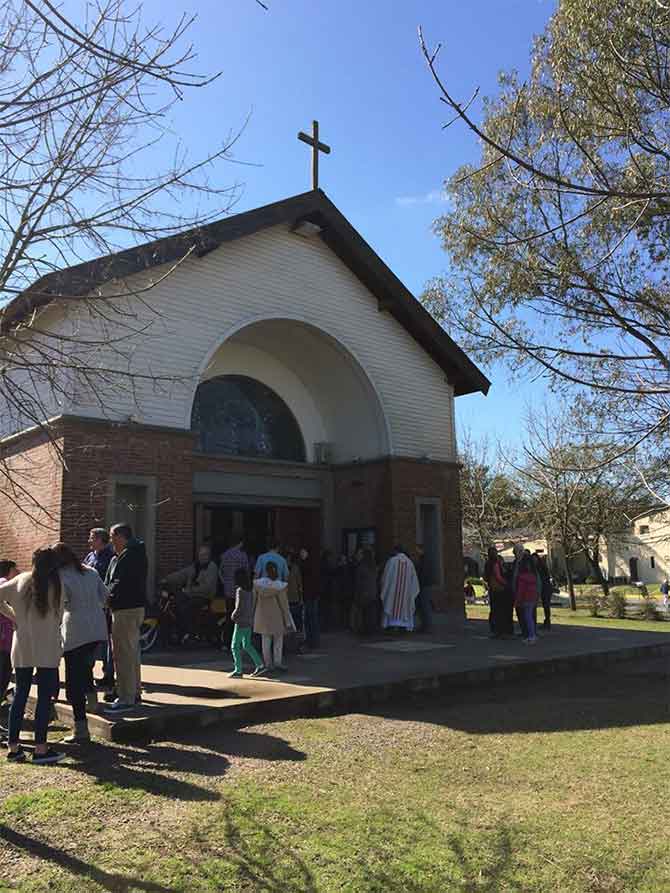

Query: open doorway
left=195, top=503, right=321, bottom=570
left=199, top=505, right=272, bottom=565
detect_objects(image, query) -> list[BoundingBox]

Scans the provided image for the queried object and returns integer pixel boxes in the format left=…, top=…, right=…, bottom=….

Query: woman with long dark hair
left=53, top=542, right=109, bottom=743
left=0, top=547, right=65, bottom=764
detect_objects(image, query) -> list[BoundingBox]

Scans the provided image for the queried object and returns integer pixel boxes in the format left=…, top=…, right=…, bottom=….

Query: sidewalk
left=43, top=618, right=670, bottom=742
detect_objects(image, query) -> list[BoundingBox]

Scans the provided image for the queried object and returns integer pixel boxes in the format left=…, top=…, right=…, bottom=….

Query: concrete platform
left=42, top=619, right=670, bottom=742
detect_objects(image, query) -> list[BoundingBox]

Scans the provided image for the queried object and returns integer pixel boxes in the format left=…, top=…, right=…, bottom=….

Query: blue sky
left=138, top=0, right=557, bottom=446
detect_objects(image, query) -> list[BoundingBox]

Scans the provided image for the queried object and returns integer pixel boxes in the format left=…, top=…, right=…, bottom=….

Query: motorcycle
left=139, top=589, right=228, bottom=653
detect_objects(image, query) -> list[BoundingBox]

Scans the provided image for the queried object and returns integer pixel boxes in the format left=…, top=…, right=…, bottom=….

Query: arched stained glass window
left=191, top=375, right=306, bottom=462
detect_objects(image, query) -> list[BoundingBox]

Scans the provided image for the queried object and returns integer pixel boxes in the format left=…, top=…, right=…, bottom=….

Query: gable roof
left=2, top=189, right=490, bottom=397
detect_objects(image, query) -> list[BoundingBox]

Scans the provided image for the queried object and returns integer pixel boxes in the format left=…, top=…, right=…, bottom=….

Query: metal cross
left=297, top=120, right=331, bottom=190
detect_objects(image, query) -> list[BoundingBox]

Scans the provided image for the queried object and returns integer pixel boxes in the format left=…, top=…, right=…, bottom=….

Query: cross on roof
left=297, top=120, right=331, bottom=190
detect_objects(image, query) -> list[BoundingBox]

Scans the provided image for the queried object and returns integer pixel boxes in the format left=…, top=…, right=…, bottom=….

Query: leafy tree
left=419, top=0, right=670, bottom=453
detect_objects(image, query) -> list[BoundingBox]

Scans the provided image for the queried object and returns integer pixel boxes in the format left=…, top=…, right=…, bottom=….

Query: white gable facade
left=0, top=192, right=488, bottom=616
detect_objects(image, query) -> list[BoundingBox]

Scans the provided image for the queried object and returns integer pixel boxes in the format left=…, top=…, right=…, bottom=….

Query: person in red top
left=0, top=559, right=19, bottom=707
left=513, top=553, right=540, bottom=644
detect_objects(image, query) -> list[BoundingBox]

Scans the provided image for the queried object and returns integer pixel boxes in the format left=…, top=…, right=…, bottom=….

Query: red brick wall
left=332, top=460, right=393, bottom=555
left=0, top=418, right=464, bottom=617
left=333, top=457, right=464, bottom=615
left=388, top=458, right=463, bottom=614
left=0, top=427, right=64, bottom=571
left=59, top=418, right=195, bottom=580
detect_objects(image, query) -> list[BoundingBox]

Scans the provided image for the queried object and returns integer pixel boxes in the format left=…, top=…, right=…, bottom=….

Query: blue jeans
left=9, top=667, right=59, bottom=746
left=521, top=604, right=537, bottom=640
left=304, top=599, right=320, bottom=648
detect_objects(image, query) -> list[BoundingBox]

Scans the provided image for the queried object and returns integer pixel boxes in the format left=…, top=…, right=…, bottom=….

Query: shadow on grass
left=0, top=825, right=178, bottom=893
left=218, top=806, right=318, bottom=893
left=445, top=827, right=522, bottom=893
left=214, top=806, right=522, bottom=893
left=59, top=728, right=306, bottom=802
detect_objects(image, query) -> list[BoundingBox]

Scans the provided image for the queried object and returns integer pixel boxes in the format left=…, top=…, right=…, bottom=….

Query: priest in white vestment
left=380, top=548, right=420, bottom=630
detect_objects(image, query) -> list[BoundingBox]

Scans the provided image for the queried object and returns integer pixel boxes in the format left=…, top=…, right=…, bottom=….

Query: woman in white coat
left=253, top=561, right=293, bottom=671
left=0, top=547, right=65, bottom=764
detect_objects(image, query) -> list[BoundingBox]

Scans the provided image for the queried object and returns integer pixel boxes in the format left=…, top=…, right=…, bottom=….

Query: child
left=514, top=554, right=540, bottom=645
left=229, top=568, right=265, bottom=679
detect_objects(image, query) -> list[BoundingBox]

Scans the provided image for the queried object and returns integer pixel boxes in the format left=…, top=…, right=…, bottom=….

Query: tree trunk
left=563, top=553, right=577, bottom=611
left=586, top=549, right=609, bottom=598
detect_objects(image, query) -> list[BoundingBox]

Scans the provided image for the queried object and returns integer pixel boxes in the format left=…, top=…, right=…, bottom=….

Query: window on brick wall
left=415, top=498, right=444, bottom=586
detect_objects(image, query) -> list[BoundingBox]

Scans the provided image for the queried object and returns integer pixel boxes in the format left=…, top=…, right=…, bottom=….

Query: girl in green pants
left=229, top=569, right=265, bottom=678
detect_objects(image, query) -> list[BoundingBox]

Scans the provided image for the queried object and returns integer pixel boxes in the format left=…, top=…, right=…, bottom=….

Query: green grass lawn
left=1, top=653, right=669, bottom=892
left=466, top=603, right=670, bottom=633
left=469, top=581, right=664, bottom=602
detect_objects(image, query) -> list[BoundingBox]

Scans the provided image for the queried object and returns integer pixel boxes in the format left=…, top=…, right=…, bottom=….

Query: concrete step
left=31, top=636, right=670, bottom=744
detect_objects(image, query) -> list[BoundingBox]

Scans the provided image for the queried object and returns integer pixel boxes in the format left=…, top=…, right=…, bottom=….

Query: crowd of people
left=483, top=544, right=553, bottom=644
left=0, top=524, right=147, bottom=764
left=0, top=526, right=432, bottom=764
left=161, top=537, right=431, bottom=668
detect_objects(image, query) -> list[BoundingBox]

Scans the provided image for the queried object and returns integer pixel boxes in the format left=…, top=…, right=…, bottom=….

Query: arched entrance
left=190, top=318, right=390, bottom=564
left=192, top=317, right=390, bottom=463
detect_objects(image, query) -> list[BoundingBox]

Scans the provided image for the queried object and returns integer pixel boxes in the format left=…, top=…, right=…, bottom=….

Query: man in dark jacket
left=104, top=524, right=148, bottom=713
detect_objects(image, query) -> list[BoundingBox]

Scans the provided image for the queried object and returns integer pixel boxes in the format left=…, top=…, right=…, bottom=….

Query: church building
left=0, top=189, right=489, bottom=616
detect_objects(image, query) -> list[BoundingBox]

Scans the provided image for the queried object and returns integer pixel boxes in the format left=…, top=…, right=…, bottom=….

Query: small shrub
left=608, top=590, right=627, bottom=619
left=585, top=592, right=601, bottom=617
left=640, top=596, right=659, bottom=621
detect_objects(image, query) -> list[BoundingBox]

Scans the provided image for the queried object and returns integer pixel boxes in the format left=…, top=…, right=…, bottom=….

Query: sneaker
left=7, top=747, right=26, bottom=763
left=228, top=670, right=243, bottom=678
left=32, top=747, right=66, bottom=765
left=103, top=700, right=134, bottom=714
left=527, top=637, right=538, bottom=645
left=62, top=722, right=90, bottom=744
left=251, top=666, right=267, bottom=678
left=103, top=689, right=117, bottom=703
